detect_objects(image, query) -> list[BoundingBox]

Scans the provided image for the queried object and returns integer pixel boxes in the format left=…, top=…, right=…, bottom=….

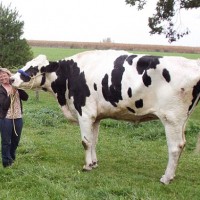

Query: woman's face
left=0, top=71, right=10, bottom=84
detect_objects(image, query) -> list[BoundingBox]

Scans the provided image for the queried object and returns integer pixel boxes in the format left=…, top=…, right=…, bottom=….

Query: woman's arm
left=18, top=89, right=29, bottom=101
left=0, top=90, right=11, bottom=110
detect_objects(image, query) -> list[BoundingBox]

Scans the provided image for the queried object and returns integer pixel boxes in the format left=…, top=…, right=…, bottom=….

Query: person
left=0, top=68, right=28, bottom=168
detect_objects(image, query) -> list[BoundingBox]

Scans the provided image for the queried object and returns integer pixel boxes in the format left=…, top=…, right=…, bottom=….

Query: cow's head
left=11, top=55, right=49, bottom=89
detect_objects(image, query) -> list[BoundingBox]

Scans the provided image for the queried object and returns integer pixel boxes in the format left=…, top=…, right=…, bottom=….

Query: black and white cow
left=10, top=50, right=200, bottom=184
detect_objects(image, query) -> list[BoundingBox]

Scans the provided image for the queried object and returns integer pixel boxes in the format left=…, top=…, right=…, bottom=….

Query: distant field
left=31, top=46, right=200, bottom=60
left=32, top=47, right=87, bottom=60
left=28, top=40, right=200, bottom=54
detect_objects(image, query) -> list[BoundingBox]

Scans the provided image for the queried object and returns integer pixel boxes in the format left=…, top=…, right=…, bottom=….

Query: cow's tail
left=186, top=60, right=200, bottom=116
left=195, top=133, right=200, bottom=153
left=189, top=93, right=200, bottom=116
left=187, top=59, right=200, bottom=115
left=188, top=79, right=200, bottom=116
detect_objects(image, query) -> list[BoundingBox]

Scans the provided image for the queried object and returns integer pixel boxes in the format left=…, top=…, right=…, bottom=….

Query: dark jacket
left=0, top=85, right=29, bottom=119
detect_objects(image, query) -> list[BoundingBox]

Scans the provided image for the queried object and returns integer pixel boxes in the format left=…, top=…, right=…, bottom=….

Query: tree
left=125, top=0, right=200, bottom=42
left=0, top=3, right=33, bottom=69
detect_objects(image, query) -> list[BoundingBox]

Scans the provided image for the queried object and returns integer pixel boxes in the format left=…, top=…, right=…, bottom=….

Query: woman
left=0, top=68, right=28, bottom=167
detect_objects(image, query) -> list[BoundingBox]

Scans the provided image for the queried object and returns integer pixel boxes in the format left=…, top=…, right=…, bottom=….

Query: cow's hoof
left=160, top=175, right=173, bottom=185
left=82, top=165, right=93, bottom=172
left=92, top=161, right=98, bottom=169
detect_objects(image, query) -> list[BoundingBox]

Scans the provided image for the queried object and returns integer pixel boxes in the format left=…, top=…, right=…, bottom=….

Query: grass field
left=0, top=47, right=200, bottom=200
left=32, top=46, right=200, bottom=60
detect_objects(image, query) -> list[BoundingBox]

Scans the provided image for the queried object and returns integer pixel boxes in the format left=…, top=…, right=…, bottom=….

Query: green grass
left=32, top=47, right=88, bottom=60
left=131, top=51, right=200, bottom=59
left=31, top=46, right=200, bottom=60
left=1, top=47, right=200, bottom=199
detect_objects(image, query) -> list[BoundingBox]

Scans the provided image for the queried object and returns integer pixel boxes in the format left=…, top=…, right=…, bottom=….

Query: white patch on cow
left=44, top=72, right=58, bottom=92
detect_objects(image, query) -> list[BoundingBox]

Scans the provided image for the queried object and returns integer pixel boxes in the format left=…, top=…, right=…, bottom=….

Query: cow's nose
left=9, top=77, right=14, bottom=85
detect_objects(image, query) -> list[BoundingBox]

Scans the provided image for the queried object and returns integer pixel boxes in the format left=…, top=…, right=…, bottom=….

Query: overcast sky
left=2, top=0, right=200, bottom=47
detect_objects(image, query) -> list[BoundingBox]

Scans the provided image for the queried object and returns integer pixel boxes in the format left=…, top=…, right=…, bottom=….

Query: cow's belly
left=113, top=113, right=158, bottom=122
left=96, top=103, right=158, bottom=123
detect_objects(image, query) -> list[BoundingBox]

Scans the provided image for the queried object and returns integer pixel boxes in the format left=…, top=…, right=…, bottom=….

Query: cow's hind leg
left=160, top=118, right=187, bottom=184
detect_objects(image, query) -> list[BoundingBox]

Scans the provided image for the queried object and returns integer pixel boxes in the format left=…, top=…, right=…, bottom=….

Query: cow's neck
left=44, top=61, right=70, bottom=107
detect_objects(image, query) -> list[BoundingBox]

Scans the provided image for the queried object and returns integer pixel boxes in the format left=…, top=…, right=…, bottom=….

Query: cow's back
left=64, top=50, right=200, bottom=122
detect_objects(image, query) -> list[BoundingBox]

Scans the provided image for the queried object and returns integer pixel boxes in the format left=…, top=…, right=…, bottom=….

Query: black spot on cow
left=136, top=56, right=162, bottom=87
left=142, top=71, right=152, bottom=87
left=127, top=107, right=135, bottom=113
left=102, top=55, right=128, bottom=107
left=40, top=74, right=46, bottom=86
left=26, top=66, right=39, bottom=76
left=49, top=60, right=90, bottom=116
left=49, top=61, right=68, bottom=107
left=189, top=80, right=200, bottom=112
left=102, top=74, right=110, bottom=101
left=19, top=73, right=31, bottom=82
left=114, top=55, right=128, bottom=67
left=42, top=87, right=48, bottom=92
left=135, top=99, right=143, bottom=108
left=126, top=55, right=138, bottom=65
left=136, top=56, right=162, bottom=74
left=66, top=60, right=90, bottom=116
left=162, top=68, right=171, bottom=83
left=40, top=62, right=61, bottom=87
left=82, top=141, right=88, bottom=150
left=94, top=83, right=97, bottom=91
left=41, top=61, right=60, bottom=73
left=127, top=87, right=132, bottom=98
left=21, top=66, right=39, bottom=82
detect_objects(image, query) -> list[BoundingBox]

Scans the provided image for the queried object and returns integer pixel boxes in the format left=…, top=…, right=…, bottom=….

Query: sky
left=2, top=0, right=200, bottom=47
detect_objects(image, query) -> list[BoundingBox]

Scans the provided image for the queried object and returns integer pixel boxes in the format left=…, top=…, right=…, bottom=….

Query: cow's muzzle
left=9, top=77, right=14, bottom=85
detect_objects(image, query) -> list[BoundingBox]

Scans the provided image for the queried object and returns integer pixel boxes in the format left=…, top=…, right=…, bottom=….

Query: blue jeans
left=0, top=118, right=23, bottom=167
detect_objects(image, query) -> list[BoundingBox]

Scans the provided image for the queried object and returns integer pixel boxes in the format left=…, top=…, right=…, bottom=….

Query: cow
left=10, top=50, right=200, bottom=184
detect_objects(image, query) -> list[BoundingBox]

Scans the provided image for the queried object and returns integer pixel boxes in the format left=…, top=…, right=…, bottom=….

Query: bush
left=0, top=3, right=33, bottom=68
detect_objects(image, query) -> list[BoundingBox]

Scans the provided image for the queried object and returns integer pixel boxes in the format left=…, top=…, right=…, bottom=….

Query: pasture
left=0, top=47, right=200, bottom=199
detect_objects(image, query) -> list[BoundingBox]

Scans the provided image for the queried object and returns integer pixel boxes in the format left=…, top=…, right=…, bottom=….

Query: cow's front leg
left=82, top=137, right=93, bottom=171
left=91, top=120, right=100, bottom=168
left=79, top=118, right=95, bottom=171
left=160, top=121, right=186, bottom=184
